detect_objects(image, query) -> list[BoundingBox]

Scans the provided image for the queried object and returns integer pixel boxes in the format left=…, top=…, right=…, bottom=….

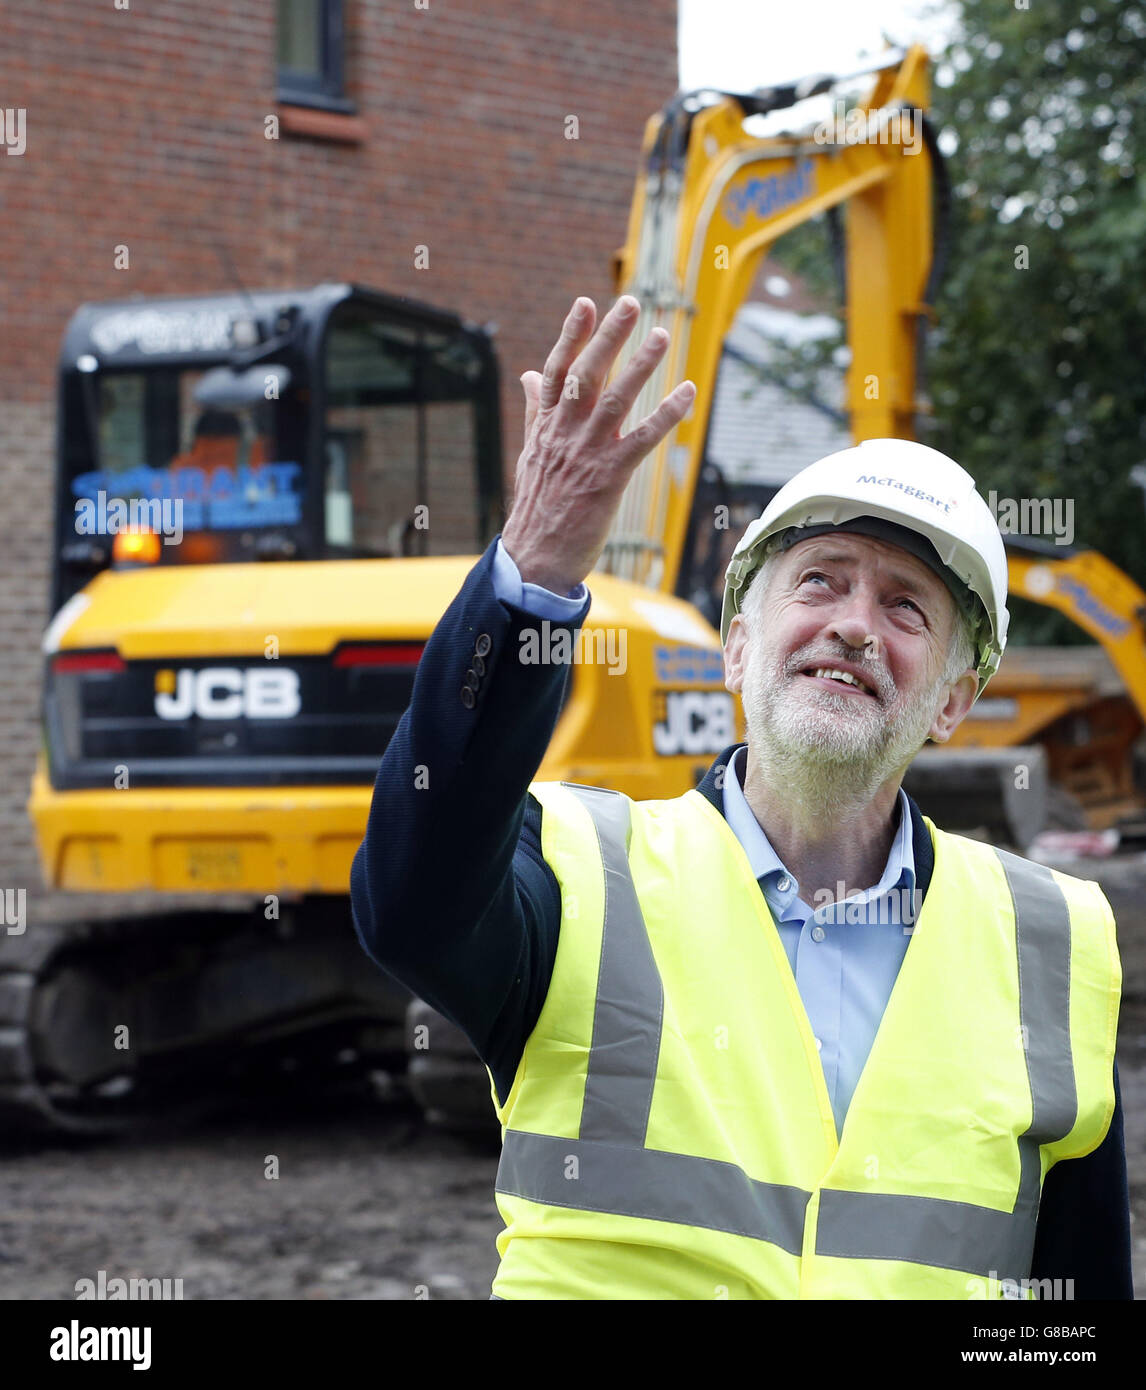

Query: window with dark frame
left=276, top=0, right=352, bottom=111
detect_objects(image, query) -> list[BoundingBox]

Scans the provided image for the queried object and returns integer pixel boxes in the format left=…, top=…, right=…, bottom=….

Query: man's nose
left=827, top=589, right=880, bottom=650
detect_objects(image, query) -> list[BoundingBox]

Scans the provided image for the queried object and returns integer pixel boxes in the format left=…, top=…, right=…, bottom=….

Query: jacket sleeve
left=1029, top=1061, right=1134, bottom=1299
left=349, top=535, right=592, bottom=1104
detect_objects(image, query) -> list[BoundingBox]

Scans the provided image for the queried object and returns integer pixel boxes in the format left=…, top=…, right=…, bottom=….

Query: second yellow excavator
left=600, top=41, right=1146, bottom=848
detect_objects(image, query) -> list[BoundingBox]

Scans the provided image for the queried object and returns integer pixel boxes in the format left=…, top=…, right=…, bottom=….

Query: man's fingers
left=521, top=370, right=543, bottom=443
left=613, top=379, right=697, bottom=471
left=563, top=294, right=642, bottom=409
left=583, top=325, right=670, bottom=446
left=539, top=298, right=596, bottom=412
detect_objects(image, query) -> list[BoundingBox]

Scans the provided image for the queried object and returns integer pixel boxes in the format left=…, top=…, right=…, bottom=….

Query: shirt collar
left=721, top=744, right=915, bottom=905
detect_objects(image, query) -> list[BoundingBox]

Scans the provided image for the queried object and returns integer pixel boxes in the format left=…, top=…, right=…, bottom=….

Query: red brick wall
left=0, top=0, right=678, bottom=920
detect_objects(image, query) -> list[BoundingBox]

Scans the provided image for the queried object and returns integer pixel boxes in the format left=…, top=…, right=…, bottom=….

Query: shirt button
left=811, top=925, right=826, bottom=943
left=777, top=876, right=791, bottom=892
left=815, top=1037, right=823, bottom=1052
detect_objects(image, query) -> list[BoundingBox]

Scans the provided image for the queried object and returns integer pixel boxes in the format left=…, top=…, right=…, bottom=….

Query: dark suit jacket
left=350, top=536, right=1133, bottom=1299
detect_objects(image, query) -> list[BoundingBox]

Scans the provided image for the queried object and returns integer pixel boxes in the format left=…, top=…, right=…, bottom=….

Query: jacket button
left=461, top=686, right=476, bottom=708
left=471, top=654, right=486, bottom=677
left=465, top=668, right=480, bottom=690
left=475, top=633, right=492, bottom=657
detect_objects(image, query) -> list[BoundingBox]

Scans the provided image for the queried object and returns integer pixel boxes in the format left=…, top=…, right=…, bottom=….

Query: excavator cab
left=53, top=284, right=504, bottom=608
left=38, top=285, right=504, bottom=809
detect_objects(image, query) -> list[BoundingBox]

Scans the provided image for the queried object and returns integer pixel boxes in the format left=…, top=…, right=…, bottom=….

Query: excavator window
left=322, top=303, right=487, bottom=559
left=677, top=462, right=781, bottom=630
left=54, top=289, right=503, bottom=608
left=61, top=365, right=303, bottom=586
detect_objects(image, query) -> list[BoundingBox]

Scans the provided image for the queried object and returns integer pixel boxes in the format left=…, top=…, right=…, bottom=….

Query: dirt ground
left=2, top=867, right=1144, bottom=1301
left=0, top=1092, right=504, bottom=1301
left=0, top=1016, right=1142, bottom=1301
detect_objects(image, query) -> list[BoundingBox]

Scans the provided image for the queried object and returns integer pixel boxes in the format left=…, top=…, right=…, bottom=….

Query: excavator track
left=0, top=903, right=411, bottom=1139
left=0, top=925, right=64, bottom=1133
left=0, top=918, right=155, bottom=1136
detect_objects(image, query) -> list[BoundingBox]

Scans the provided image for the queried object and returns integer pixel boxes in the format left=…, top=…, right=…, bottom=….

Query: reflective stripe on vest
left=496, top=784, right=1079, bottom=1281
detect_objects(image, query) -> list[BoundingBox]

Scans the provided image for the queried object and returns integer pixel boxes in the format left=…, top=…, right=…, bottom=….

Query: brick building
left=0, top=0, right=678, bottom=919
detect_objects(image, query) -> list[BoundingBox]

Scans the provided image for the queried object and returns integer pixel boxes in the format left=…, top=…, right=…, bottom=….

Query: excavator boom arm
left=604, top=45, right=936, bottom=595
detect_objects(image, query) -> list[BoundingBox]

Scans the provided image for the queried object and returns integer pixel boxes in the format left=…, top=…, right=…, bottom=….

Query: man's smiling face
left=723, top=531, right=979, bottom=776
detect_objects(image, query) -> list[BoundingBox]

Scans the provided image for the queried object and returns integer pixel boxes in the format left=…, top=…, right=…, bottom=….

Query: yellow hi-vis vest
left=487, top=782, right=1121, bottom=1300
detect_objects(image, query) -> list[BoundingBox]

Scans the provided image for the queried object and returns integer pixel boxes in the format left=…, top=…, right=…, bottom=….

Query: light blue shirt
left=493, top=536, right=916, bottom=1135
left=722, top=745, right=916, bottom=1134
left=492, top=536, right=588, bottom=620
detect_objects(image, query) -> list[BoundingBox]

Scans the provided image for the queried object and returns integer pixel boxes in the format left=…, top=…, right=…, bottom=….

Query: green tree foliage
left=765, top=2, right=1146, bottom=640
left=925, top=0, right=1146, bottom=607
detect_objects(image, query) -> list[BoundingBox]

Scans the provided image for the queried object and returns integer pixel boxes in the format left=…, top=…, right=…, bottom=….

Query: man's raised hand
left=501, top=295, right=695, bottom=594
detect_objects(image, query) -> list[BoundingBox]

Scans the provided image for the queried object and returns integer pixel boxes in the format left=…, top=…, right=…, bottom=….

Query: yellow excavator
left=598, top=41, right=1146, bottom=844
left=18, top=45, right=1145, bottom=1134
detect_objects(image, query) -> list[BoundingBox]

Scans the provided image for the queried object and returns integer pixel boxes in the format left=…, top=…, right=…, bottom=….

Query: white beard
left=741, top=635, right=947, bottom=803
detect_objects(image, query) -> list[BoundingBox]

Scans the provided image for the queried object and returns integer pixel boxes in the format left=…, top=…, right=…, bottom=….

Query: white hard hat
left=720, top=438, right=1009, bottom=694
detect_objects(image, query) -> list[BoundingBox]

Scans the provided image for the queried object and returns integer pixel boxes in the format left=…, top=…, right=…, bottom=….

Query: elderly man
left=350, top=296, right=1130, bottom=1300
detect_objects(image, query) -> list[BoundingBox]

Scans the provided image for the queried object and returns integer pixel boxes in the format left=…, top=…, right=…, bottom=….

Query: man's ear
left=724, top=614, right=749, bottom=695
left=928, top=669, right=979, bottom=744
